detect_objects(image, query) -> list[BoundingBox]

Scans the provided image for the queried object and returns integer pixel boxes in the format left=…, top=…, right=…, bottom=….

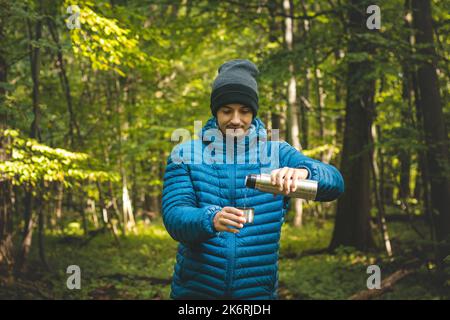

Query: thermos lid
left=245, top=174, right=257, bottom=188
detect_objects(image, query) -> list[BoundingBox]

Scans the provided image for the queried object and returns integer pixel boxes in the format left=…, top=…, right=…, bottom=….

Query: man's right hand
left=213, top=207, right=246, bottom=234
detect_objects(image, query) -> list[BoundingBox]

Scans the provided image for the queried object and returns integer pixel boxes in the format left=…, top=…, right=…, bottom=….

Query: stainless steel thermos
left=245, top=173, right=318, bottom=200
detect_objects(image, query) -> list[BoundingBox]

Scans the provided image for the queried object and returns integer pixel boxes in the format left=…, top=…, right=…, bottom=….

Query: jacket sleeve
left=162, top=155, right=222, bottom=244
left=279, top=142, right=345, bottom=202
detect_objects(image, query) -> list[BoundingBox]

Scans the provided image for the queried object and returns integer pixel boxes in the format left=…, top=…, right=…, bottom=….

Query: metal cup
left=237, top=207, right=254, bottom=224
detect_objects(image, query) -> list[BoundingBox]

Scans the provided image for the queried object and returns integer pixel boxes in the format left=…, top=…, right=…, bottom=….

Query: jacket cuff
left=297, top=160, right=319, bottom=181
left=202, top=205, right=222, bottom=236
left=297, top=165, right=312, bottom=179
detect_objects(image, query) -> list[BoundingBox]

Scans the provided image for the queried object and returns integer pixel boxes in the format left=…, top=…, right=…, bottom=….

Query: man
left=162, top=59, right=344, bottom=299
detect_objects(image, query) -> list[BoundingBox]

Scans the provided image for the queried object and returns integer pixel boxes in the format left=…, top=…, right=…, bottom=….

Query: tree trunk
left=47, top=19, right=81, bottom=148
left=15, top=6, right=43, bottom=273
left=87, top=199, right=99, bottom=228
left=108, top=181, right=123, bottom=229
left=411, top=63, right=433, bottom=231
left=298, top=0, right=310, bottom=150
left=313, top=62, right=325, bottom=161
left=0, top=178, right=13, bottom=275
left=122, top=174, right=136, bottom=234
left=0, top=12, right=14, bottom=276
left=283, top=0, right=304, bottom=228
left=78, top=189, right=88, bottom=236
left=382, top=160, right=395, bottom=207
left=271, top=109, right=281, bottom=132
left=16, top=186, right=34, bottom=274
left=375, top=124, right=393, bottom=208
left=116, top=77, right=136, bottom=235
left=412, top=0, right=450, bottom=262
left=97, top=182, right=120, bottom=246
left=370, top=125, right=393, bottom=257
left=334, top=49, right=344, bottom=152
left=299, top=71, right=310, bottom=151
left=399, top=2, right=413, bottom=200
left=37, top=189, right=49, bottom=270
left=27, top=4, right=42, bottom=141
left=54, top=182, right=64, bottom=230
left=267, top=0, right=285, bottom=144
left=329, top=0, right=376, bottom=251
left=0, top=141, right=14, bottom=275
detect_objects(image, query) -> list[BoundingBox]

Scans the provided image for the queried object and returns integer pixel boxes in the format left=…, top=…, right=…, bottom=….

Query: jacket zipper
left=225, top=139, right=237, bottom=298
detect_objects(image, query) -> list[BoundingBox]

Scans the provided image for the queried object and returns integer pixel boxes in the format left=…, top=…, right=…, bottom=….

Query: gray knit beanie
left=210, top=59, right=259, bottom=118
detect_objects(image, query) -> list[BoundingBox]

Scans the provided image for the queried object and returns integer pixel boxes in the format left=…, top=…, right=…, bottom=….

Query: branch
left=349, top=259, right=423, bottom=300
left=349, top=268, right=416, bottom=300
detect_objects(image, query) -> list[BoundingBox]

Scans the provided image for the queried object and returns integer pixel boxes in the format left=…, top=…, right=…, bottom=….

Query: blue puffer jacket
left=162, top=117, right=344, bottom=299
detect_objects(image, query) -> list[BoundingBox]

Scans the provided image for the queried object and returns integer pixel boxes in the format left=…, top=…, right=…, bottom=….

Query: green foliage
left=12, top=220, right=177, bottom=299
left=0, top=219, right=444, bottom=300
left=278, top=220, right=446, bottom=300
left=0, top=129, right=119, bottom=186
left=0, top=0, right=449, bottom=301
left=67, top=0, right=151, bottom=76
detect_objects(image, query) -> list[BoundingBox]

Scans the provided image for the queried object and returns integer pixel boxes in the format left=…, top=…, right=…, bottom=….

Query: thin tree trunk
left=334, top=49, right=344, bottom=153
left=16, top=4, right=43, bottom=273
left=399, top=2, right=413, bottom=200
left=55, top=182, right=63, bottom=230
left=298, top=0, right=310, bottom=150
left=108, top=181, right=123, bottom=229
left=97, top=182, right=120, bottom=246
left=115, top=77, right=136, bottom=235
left=0, top=156, right=14, bottom=276
left=271, top=108, right=281, bottom=132
left=78, top=189, right=88, bottom=236
left=87, top=199, right=99, bottom=228
left=313, top=62, right=325, bottom=161
left=16, top=186, right=34, bottom=274
left=37, top=189, right=49, bottom=270
left=27, top=5, right=42, bottom=141
left=122, top=174, right=136, bottom=234
left=0, top=10, right=14, bottom=277
left=97, top=182, right=109, bottom=227
left=411, top=64, right=433, bottom=229
left=370, top=125, right=393, bottom=257
left=267, top=1, right=284, bottom=144
left=412, top=0, right=450, bottom=263
left=382, top=160, right=395, bottom=207
left=47, top=19, right=81, bottom=148
left=329, top=0, right=376, bottom=251
left=131, top=162, right=139, bottom=217
left=0, top=179, right=14, bottom=275
left=299, top=71, right=310, bottom=150
left=376, top=125, right=386, bottom=208
left=271, top=82, right=281, bottom=137
left=283, top=0, right=303, bottom=228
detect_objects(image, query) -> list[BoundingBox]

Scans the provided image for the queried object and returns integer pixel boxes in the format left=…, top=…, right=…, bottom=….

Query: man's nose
left=230, top=112, right=241, bottom=125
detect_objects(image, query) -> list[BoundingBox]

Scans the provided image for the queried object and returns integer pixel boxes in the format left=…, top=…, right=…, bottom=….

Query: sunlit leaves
left=303, top=144, right=340, bottom=160
left=67, top=1, right=147, bottom=76
left=0, top=129, right=119, bottom=186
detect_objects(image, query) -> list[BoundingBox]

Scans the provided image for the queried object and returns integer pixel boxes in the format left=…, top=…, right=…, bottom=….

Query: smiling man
left=162, top=59, right=344, bottom=299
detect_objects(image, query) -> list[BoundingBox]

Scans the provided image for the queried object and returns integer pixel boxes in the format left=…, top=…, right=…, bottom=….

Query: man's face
left=216, top=104, right=253, bottom=137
